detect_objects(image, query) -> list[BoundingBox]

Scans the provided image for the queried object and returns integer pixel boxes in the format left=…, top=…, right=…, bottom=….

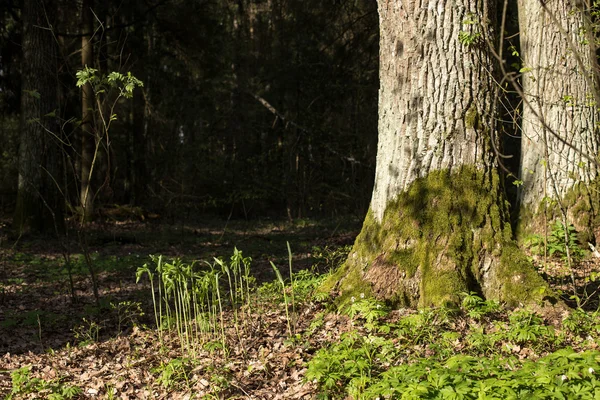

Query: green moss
left=495, top=243, right=548, bottom=306
left=320, top=210, right=380, bottom=305
left=421, top=268, right=468, bottom=307
left=336, top=267, right=373, bottom=305
left=323, top=165, right=552, bottom=309
left=517, top=180, right=600, bottom=245
left=387, top=249, right=419, bottom=278
left=318, top=264, right=346, bottom=296
left=563, top=181, right=600, bottom=244
left=465, top=104, right=481, bottom=129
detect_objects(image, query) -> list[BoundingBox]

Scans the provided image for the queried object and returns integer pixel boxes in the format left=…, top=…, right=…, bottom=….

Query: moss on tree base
left=323, top=166, right=553, bottom=309
left=517, top=180, right=600, bottom=246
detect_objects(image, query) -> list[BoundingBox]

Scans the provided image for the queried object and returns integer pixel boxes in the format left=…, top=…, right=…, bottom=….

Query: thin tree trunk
left=80, top=0, right=95, bottom=222
left=131, top=37, right=148, bottom=206
left=93, top=0, right=112, bottom=206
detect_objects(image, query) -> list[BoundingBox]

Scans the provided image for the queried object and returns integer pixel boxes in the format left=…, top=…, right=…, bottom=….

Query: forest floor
left=2, top=213, right=600, bottom=399
left=0, top=214, right=360, bottom=399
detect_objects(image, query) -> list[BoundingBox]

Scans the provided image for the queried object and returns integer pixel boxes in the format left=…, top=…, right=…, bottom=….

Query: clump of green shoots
left=214, top=247, right=253, bottom=346
left=136, top=248, right=254, bottom=357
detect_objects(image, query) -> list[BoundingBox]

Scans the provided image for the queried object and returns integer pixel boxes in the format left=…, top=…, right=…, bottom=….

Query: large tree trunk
left=326, top=0, right=549, bottom=307
left=13, top=0, right=65, bottom=236
left=80, top=0, right=95, bottom=222
left=517, top=0, right=599, bottom=239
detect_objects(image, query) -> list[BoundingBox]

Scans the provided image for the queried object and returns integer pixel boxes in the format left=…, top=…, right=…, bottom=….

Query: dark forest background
left=0, top=0, right=379, bottom=227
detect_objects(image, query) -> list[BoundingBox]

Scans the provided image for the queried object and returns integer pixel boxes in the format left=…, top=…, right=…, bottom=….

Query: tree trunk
left=135, top=23, right=155, bottom=206
left=80, top=0, right=95, bottom=222
left=325, top=0, right=550, bottom=308
left=13, top=0, right=65, bottom=236
left=92, top=0, right=112, bottom=206
left=517, top=0, right=599, bottom=239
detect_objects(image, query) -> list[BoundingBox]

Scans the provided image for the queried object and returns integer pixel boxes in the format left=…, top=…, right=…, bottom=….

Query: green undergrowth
left=132, top=247, right=600, bottom=398
left=526, top=220, right=586, bottom=262
left=6, top=366, right=81, bottom=400
left=306, top=292, right=600, bottom=399
left=9, top=242, right=600, bottom=399
left=8, top=251, right=142, bottom=282
left=128, top=246, right=332, bottom=394
left=362, top=350, right=600, bottom=399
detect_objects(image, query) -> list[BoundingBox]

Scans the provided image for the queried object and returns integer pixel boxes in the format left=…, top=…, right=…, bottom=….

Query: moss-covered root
left=321, top=166, right=558, bottom=309
left=484, top=243, right=551, bottom=306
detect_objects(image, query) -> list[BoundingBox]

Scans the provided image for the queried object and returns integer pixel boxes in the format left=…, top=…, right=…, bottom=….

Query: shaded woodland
left=0, top=0, right=379, bottom=229
left=6, top=0, right=600, bottom=399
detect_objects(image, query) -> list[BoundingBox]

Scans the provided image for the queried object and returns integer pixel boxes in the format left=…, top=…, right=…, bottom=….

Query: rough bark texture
left=326, top=0, right=551, bottom=308
left=518, top=0, right=599, bottom=236
left=370, top=0, right=497, bottom=222
left=13, top=0, right=64, bottom=236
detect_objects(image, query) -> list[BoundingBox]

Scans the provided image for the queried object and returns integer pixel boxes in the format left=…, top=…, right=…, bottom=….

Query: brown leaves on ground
left=0, top=217, right=359, bottom=399
left=0, top=304, right=355, bottom=399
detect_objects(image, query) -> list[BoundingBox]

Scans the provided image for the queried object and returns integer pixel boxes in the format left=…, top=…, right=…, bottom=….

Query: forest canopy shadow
left=0, top=217, right=360, bottom=354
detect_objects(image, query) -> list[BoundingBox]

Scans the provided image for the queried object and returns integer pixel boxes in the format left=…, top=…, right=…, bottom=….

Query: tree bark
left=80, top=0, right=95, bottom=222
left=326, top=0, right=551, bottom=308
left=13, top=0, right=65, bottom=236
left=517, top=0, right=600, bottom=238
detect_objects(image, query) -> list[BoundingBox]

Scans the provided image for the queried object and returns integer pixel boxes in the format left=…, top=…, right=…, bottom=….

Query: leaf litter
left=0, top=218, right=359, bottom=399
left=2, top=216, right=600, bottom=398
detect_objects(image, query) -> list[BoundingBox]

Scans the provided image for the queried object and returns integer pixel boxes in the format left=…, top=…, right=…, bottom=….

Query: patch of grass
left=311, top=244, right=351, bottom=273
left=257, top=267, right=330, bottom=316
left=136, top=248, right=256, bottom=356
